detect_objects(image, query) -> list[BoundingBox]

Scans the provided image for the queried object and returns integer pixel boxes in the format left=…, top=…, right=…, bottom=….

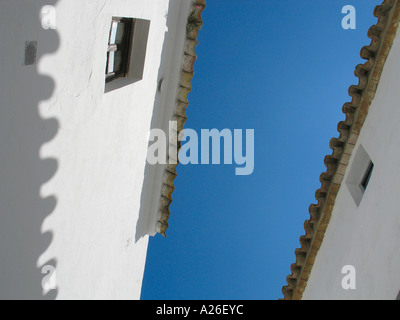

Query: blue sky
left=141, top=0, right=380, bottom=300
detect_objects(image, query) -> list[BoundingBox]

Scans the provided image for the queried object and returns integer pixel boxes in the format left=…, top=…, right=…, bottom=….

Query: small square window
left=104, top=17, right=150, bottom=92
left=105, top=17, right=134, bottom=83
left=346, top=145, right=374, bottom=206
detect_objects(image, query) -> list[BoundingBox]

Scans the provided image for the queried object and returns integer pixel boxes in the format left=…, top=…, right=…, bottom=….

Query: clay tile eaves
left=155, top=0, right=206, bottom=237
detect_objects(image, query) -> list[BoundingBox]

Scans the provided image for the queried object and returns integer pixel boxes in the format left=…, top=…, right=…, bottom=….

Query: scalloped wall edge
left=282, top=0, right=400, bottom=300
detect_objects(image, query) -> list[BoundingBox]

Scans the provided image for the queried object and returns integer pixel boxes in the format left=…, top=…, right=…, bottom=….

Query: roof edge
left=155, top=0, right=206, bottom=237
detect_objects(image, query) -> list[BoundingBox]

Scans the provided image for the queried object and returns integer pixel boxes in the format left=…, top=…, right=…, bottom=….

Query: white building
left=0, top=0, right=205, bottom=299
left=283, top=0, right=400, bottom=300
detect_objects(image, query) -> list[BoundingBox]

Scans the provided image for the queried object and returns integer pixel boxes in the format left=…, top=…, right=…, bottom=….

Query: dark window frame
left=359, top=161, right=374, bottom=192
left=105, top=17, right=134, bottom=83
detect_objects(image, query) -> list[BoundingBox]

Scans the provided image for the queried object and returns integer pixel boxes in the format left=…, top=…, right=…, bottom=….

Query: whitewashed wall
left=303, top=29, right=400, bottom=300
left=0, top=0, right=191, bottom=299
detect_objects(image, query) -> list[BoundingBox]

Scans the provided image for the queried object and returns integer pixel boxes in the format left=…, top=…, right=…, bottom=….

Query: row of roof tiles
left=156, top=0, right=206, bottom=237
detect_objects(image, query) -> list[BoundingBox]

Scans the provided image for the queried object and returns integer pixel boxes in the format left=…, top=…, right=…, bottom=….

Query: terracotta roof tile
left=155, top=0, right=206, bottom=237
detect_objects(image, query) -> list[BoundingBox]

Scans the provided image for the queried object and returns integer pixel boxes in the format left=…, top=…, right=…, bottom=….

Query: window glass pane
left=113, top=51, right=122, bottom=73
left=109, top=21, right=119, bottom=45
left=115, top=23, right=126, bottom=44
left=108, top=51, right=115, bottom=73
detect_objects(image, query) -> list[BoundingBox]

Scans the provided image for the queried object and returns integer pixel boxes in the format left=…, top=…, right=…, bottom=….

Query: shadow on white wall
left=0, top=0, right=60, bottom=300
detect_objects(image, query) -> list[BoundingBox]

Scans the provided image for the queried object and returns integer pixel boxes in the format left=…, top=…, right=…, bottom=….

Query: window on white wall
left=359, top=160, right=374, bottom=192
left=105, top=17, right=150, bottom=92
left=106, top=17, right=134, bottom=83
left=346, top=145, right=374, bottom=206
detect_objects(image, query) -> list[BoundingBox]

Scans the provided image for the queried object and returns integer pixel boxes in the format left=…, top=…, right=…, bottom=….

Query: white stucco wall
left=0, top=0, right=191, bottom=299
left=303, top=28, right=400, bottom=300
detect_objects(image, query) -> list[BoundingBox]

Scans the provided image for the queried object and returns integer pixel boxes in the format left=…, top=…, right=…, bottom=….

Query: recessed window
left=360, top=161, right=374, bottom=192
left=104, top=17, right=150, bottom=92
left=346, top=145, right=374, bottom=206
left=106, top=17, right=134, bottom=83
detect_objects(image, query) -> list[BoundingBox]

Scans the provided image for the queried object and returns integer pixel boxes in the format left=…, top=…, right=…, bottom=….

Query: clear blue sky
left=141, top=0, right=380, bottom=300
